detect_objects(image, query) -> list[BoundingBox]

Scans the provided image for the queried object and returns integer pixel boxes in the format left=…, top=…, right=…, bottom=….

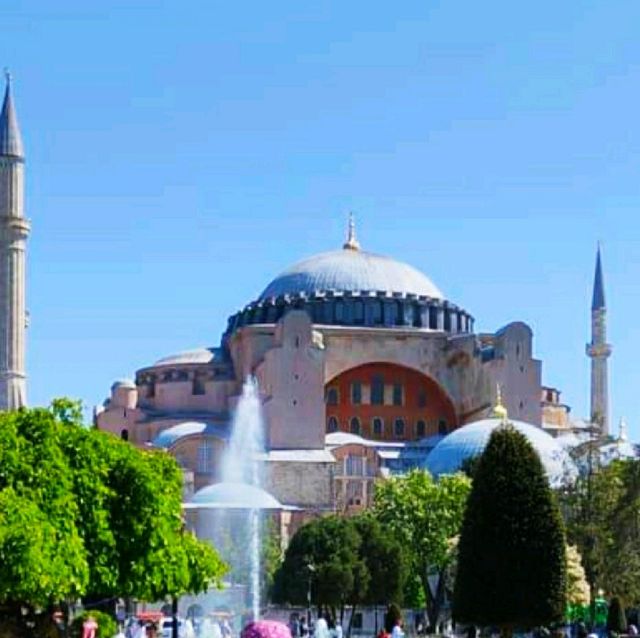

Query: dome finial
left=343, top=211, right=361, bottom=251
left=491, top=384, right=509, bottom=422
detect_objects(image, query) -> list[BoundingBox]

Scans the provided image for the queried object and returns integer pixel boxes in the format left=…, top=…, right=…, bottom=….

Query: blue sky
left=3, top=1, right=640, bottom=435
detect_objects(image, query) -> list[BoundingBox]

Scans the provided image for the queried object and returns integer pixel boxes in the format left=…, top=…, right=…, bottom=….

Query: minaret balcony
left=586, top=342, right=612, bottom=358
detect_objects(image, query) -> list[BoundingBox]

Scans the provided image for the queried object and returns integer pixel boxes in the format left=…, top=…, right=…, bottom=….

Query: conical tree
left=453, top=423, right=566, bottom=634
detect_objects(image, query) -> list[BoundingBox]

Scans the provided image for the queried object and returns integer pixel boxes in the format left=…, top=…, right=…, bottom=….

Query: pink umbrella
left=241, top=621, right=292, bottom=638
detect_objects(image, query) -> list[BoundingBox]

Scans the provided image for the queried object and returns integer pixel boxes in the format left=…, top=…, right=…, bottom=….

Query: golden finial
left=343, top=211, right=361, bottom=251
left=491, top=384, right=508, bottom=422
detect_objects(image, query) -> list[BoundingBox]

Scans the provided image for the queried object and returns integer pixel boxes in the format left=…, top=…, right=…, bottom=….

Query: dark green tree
left=607, top=597, right=626, bottom=635
left=351, top=515, right=407, bottom=635
left=454, top=425, right=566, bottom=634
left=272, top=515, right=367, bottom=620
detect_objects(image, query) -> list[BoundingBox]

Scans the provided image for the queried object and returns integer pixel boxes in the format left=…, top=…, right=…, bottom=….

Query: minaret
left=586, top=245, right=611, bottom=435
left=0, top=72, right=29, bottom=409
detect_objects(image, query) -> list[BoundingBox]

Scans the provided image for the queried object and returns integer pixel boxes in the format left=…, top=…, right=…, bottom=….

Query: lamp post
left=306, top=562, right=316, bottom=630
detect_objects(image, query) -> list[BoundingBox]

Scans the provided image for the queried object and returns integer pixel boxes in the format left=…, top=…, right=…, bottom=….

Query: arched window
left=394, top=418, right=405, bottom=438
left=350, top=417, right=361, bottom=435
left=120, top=428, right=129, bottom=442
left=197, top=441, right=213, bottom=473
left=371, top=375, right=384, bottom=405
left=392, top=383, right=403, bottom=406
left=351, top=381, right=362, bottom=405
left=372, top=417, right=384, bottom=437
left=416, top=420, right=426, bottom=438
left=325, top=387, right=339, bottom=406
left=192, top=374, right=206, bottom=396
left=438, top=419, right=448, bottom=435
left=327, top=416, right=339, bottom=433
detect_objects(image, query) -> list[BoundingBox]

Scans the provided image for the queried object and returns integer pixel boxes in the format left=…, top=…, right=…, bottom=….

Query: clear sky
left=2, top=1, right=640, bottom=435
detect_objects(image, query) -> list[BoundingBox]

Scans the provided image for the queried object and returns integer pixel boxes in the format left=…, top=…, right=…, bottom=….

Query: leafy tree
left=273, top=514, right=405, bottom=633
left=563, top=459, right=640, bottom=606
left=607, top=597, right=626, bottom=635
left=272, top=515, right=367, bottom=622
left=453, top=425, right=566, bottom=634
left=0, top=402, right=227, bottom=637
left=351, top=515, right=407, bottom=635
left=373, top=469, right=471, bottom=630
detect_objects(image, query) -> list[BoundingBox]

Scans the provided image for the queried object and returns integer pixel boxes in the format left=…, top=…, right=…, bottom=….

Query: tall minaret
left=586, top=245, right=611, bottom=435
left=0, top=72, right=29, bottom=410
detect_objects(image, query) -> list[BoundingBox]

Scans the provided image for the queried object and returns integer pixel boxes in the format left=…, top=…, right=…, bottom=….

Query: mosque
left=94, top=217, right=623, bottom=517
left=0, top=76, right=635, bottom=529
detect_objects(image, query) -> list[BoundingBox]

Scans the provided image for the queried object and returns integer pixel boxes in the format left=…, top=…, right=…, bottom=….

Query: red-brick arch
left=325, top=362, right=458, bottom=442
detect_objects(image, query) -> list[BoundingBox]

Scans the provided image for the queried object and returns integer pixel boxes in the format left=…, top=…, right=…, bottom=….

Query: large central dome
left=260, top=248, right=443, bottom=300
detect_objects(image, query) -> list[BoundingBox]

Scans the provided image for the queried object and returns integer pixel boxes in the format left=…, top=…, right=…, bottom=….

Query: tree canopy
left=272, top=514, right=406, bottom=626
left=0, top=401, right=226, bottom=632
left=372, top=469, right=471, bottom=630
left=453, top=424, right=566, bottom=632
left=563, top=458, right=640, bottom=606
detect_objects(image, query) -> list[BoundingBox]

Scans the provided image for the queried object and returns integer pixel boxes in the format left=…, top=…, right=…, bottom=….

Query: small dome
left=184, top=482, right=283, bottom=510
left=153, top=347, right=220, bottom=367
left=111, top=378, right=136, bottom=390
left=425, top=418, right=577, bottom=487
left=153, top=421, right=228, bottom=448
left=260, top=249, right=443, bottom=300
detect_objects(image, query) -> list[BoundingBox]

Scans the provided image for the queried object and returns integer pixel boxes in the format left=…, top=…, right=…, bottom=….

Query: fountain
left=222, top=377, right=265, bottom=621
left=184, top=377, right=278, bottom=624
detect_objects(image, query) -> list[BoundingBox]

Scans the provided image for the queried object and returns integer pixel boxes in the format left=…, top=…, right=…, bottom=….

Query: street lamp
left=306, top=562, right=316, bottom=630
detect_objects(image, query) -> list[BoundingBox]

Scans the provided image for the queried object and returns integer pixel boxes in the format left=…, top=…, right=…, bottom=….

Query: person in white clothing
left=391, top=620, right=404, bottom=638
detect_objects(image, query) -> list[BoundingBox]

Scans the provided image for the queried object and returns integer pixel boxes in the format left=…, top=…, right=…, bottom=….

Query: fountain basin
left=183, top=481, right=286, bottom=510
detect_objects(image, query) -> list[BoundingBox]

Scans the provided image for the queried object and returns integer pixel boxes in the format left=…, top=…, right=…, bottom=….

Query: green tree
left=607, top=597, right=626, bottom=635
left=373, top=469, right=471, bottom=630
left=350, top=515, right=407, bottom=635
left=563, top=459, right=640, bottom=606
left=454, top=425, right=566, bottom=634
left=0, top=402, right=227, bottom=636
left=273, top=515, right=367, bottom=622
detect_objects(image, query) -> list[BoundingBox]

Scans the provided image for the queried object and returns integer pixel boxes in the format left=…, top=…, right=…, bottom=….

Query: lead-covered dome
left=425, top=418, right=577, bottom=487
left=260, top=248, right=443, bottom=300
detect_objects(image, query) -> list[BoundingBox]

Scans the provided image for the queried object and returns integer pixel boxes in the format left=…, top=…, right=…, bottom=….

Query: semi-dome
left=260, top=248, right=443, bottom=301
left=425, top=418, right=577, bottom=487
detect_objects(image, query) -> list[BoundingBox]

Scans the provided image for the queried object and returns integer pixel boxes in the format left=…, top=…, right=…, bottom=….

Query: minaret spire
left=586, top=244, right=611, bottom=436
left=0, top=71, right=29, bottom=409
left=592, top=242, right=605, bottom=310
left=0, top=69, right=24, bottom=159
left=343, top=211, right=360, bottom=251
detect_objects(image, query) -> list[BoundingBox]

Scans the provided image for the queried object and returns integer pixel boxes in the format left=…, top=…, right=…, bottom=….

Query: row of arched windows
left=327, top=416, right=446, bottom=438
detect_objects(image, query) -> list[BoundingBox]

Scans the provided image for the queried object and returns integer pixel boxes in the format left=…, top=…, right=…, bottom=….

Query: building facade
left=96, top=221, right=543, bottom=511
